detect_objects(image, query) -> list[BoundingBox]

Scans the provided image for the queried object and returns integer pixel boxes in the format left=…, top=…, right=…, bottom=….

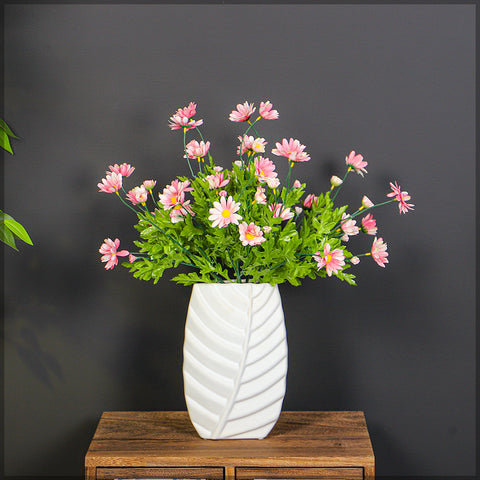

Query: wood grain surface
left=85, top=411, right=374, bottom=479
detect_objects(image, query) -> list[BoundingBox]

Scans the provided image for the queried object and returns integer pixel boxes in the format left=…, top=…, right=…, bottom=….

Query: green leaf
left=0, top=119, right=19, bottom=139
left=3, top=216, right=33, bottom=245
left=0, top=129, right=13, bottom=154
left=0, top=223, right=18, bottom=249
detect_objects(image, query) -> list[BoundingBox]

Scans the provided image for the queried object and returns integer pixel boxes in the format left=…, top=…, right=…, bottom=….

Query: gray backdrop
left=3, top=3, right=476, bottom=478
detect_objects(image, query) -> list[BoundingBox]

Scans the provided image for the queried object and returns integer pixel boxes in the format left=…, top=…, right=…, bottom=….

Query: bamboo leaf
left=0, top=223, right=18, bottom=250
left=3, top=217, right=33, bottom=245
left=0, top=119, right=19, bottom=138
left=0, top=129, right=14, bottom=154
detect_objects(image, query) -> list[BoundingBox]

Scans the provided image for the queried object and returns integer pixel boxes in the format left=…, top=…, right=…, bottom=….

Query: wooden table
left=85, top=411, right=375, bottom=480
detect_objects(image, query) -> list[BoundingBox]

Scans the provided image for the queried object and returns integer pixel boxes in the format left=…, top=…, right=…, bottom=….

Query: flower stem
left=271, top=260, right=286, bottom=271
left=227, top=249, right=241, bottom=283
left=237, top=175, right=256, bottom=202
left=332, top=198, right=397, bottom=233
left=183, top=128, right=195, bottom=177
left=246, top=119, right=261, bottom=138
left=284, top=161, right=294, bottom=201
left=238, top=118, right=261, bottom=165
left=331, top=168, right=351, bottom=203
left=350, top=199, right=396, bottom=220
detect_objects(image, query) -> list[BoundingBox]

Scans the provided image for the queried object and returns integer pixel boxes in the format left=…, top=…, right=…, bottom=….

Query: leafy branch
left=0, top=119, right=33, bottom=250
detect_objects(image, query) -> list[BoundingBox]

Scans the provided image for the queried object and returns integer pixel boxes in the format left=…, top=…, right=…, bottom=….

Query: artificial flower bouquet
left=98, top=101, right=413, bottom=286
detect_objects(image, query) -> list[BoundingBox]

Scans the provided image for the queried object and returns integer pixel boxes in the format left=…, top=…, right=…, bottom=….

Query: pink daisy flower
left=340, top=213, right=359, bottom=240
left=181, top=102, right=197, bottom=118
left=387, top=181, right=414, bottom=214
left=185, top=139, right=210, bottom=160
left=169, top=102, right=203, bottom=131
left=237, top=135, right=267, bottom=155
left=361, top=213, right=377, bottom=235
left=108, top=163, right=135, bottom=178
left=254, top=186, right=267, bottom=204
left=205, top=171, right=230, bottom=189
left=371, top=237, right=389, bottom=267
left=263, top=176, right=280, bottom=189
left=238, top=222, right=266, bottom=246
left=269, top=203, right=294, bottom=221
left=272, top=138, right=310, bottom=163
left=259, top=101, right=279, bottom=120
left=303, top=193, right=318, bottom=209
left=229, top=101, right=256, bottom=122
left=313, top=243, right=345, bottom=277
left=98, top=172, right=122, bottom=193
left=254, top=156, right=278, bottom=181
left=345, top=150, right=368, bottom=176
left=158, top=179, right=193, bottom=210
left=208, top=196, right=242, bottom=228
left=99, top=238, right=129, bottom=270
left=169, top=115, right=203, bottom=131
left=169, top=200, right=194, bottom=223
left=126, top=185, right=148, bottom=205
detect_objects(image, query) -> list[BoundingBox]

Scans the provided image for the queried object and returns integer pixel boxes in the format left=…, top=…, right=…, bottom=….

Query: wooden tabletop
left=85, top=411, right=374, bottom=469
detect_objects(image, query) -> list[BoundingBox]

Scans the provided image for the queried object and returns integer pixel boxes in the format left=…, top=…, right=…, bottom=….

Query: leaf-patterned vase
left=183, top=283, right=288, bottom=439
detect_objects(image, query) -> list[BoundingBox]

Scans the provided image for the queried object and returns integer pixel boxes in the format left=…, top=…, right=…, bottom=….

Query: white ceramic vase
left=183, top=283, right=288, bottom=439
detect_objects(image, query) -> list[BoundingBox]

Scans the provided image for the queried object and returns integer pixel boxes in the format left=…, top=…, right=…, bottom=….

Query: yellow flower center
left=171, top=195, right=177, bottom=204
left=325, top=254, right=332, bottom=263
left=174, top=204, right=182, bottom=210
left=222, top=209, right=231, bottom=218
left=246, top=232, right=255, bottom=240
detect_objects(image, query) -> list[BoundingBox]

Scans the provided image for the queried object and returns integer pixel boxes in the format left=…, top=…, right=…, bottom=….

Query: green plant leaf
left=0, top=129, right=13, bottom=154
left=3, top=216, right=33, bottom=245
left=0, top=222, right=18, bottom=250
left=0, top=119, right=19, bottom=139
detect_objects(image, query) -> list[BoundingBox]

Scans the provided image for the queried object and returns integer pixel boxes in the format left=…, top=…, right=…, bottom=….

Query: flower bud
left=143, top=180, right=156, bottom=191
left=351, top=256, right=360, bottom=265
left=362, top=195, right=374, bottom=208
left=330, top=175, right=343, bottom=187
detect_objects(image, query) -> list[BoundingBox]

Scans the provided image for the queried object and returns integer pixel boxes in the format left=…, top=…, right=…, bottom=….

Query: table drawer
left=236, top=467, right=364, bottom=480
left=96, top=467, right=224, bottom=480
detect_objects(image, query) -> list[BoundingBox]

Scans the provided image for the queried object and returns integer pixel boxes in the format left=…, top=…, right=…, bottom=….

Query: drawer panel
left=236, top=467, right=364, bottom=480
left=96, top=467, right=224, bottom=480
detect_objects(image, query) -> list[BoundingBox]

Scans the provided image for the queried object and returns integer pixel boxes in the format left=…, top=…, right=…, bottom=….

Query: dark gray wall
left=3, top=4, right=475, bottom=478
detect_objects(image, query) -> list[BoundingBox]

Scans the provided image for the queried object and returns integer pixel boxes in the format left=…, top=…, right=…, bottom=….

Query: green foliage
left=122, top=147, right=360, bottom=286
left=0, top=118, right=19, bottom=155
left=1, top=119, right=33, bottom=250
left=1, top=210, right=33, bottom=250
